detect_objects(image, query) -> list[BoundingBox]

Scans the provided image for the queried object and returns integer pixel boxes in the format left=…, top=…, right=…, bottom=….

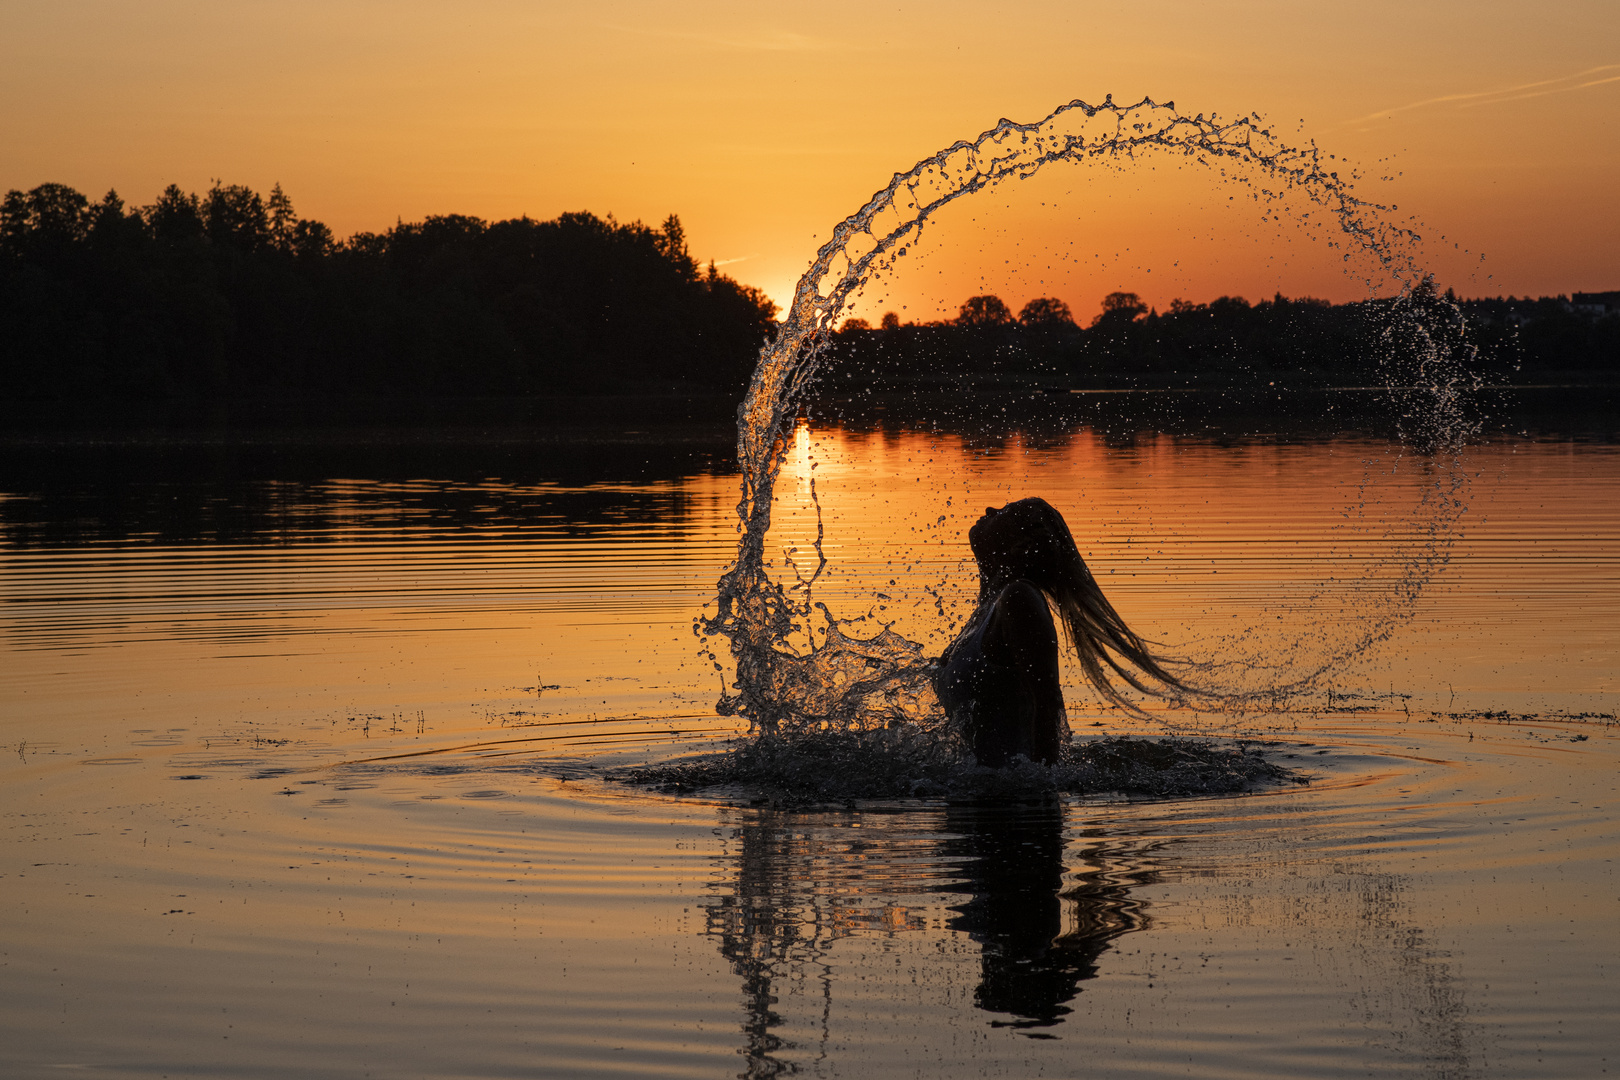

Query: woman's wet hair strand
left=993, top=499, right=1188, bottom=715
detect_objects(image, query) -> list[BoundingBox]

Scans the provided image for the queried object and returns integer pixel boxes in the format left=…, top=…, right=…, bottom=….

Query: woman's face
left=968, top=500, right=1053, bottom=573
left=967, top=503, right=1007, bottom=560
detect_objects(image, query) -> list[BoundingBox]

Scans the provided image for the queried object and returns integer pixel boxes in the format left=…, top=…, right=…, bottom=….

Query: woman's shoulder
left=991, top=578, right=1049, bottom=615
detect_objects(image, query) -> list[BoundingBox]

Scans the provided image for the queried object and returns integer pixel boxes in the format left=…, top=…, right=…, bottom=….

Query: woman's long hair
left=975, top=498, right=1188, bottom=714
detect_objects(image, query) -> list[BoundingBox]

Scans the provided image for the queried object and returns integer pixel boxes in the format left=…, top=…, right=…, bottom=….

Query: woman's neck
left=978, top=564, right=1028, bottom=598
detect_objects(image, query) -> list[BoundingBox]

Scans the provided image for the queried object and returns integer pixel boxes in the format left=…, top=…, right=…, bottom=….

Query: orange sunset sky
left=3, top=1, right=1616, bottom=322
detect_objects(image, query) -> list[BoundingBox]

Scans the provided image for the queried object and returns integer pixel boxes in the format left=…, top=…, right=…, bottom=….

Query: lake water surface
left=1, top=408, right=1615, bottom=1079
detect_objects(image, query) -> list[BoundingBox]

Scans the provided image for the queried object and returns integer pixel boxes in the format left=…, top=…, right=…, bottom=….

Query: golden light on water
left=2, top=430, right=1617, bottom=1075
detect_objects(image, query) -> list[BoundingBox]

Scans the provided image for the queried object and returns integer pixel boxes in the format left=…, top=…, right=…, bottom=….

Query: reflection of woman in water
left=709, top=800, right=1155, bottom=1062
left=945, top=797, right=1150, bottom=1028
left=935, top=498, right=1186, bottom=766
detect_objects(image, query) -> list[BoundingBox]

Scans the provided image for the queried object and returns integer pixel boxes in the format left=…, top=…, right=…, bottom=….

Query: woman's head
left=969, top=497, right=1186, bottom=711
left=969, top=498, right=1085, bottom=591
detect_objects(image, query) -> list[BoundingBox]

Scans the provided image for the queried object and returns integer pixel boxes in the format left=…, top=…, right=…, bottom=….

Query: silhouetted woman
left=935, top=498, right=1186, bottom=767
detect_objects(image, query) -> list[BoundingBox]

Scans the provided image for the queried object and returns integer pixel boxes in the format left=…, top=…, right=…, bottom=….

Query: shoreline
left=1, top=381, right=1616, bottom=448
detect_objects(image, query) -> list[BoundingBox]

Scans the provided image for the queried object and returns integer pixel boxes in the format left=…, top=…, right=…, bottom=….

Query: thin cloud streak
left=1341, top=64, right=1620, bottom=127
left=594, top=23, right=867, bottom=53
left=1458, top=73, right=1620, bottom=109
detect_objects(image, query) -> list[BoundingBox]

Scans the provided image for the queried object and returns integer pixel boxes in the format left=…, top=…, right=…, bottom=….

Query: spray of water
left=698, top=95, right=1478, bottom=740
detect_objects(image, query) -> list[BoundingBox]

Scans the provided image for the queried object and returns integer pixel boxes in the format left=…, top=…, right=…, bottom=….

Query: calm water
left=1, top=413, right=1616, bottom=1079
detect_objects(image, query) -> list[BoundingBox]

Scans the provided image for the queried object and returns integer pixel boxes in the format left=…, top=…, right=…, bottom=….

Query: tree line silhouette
left=3, top=179, right=1611, bottom=405
left=831, top=287, right=1617, bottom=391
left=1, top=181, right=779, bottom=400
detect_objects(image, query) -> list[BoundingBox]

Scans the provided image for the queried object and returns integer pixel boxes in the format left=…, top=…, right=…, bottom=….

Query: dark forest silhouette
left=2, top=180, right=1614, bottom=406
left=0, top=182, right=778, bottom=400
left=830, top=287, right=1618, bottom=392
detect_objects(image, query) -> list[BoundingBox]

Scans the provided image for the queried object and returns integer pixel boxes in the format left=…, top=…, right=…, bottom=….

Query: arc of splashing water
left=704, top=94, right=1454, bottom=732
